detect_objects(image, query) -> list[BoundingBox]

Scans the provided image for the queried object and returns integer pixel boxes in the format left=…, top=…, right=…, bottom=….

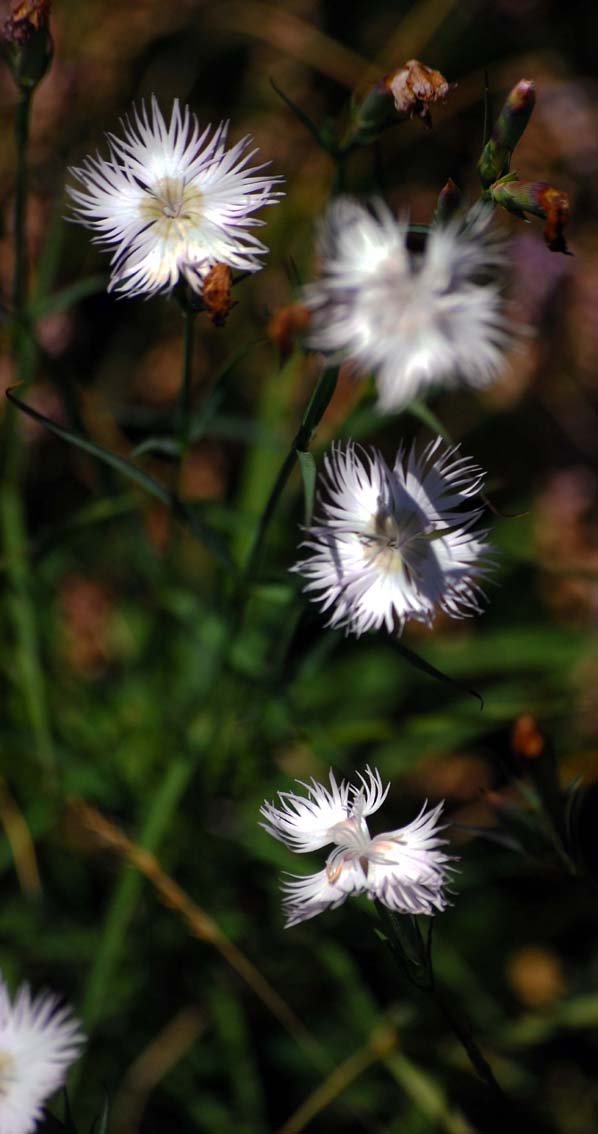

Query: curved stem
left=242, top=447, right=297, bottom=584
left=378, top=907, right=507, bottom=1100
left=243, top=365, right=339, bottom=585
left=427, top=980, right=506, bottom=1100
left=13, top=90, right=31, bottom=325
left=175, top=301, right=196, bottom=462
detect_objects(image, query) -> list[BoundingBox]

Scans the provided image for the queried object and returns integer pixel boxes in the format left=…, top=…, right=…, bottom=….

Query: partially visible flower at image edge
left=261, top=766, right=455, bottom=927
left=0, top=974, right=84, bottom=1134
left=304, top=196, right=510, bottom=411
left=67, top=95, right=283, bottom=299
left=292, top=437, right=492, bottom=637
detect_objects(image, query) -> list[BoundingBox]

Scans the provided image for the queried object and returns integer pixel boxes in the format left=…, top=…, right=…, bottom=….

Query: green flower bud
left=349, top=80, right=395, bottom=146
left=433, top=178, right=462, bottom=225
left=478, top=79, right=536, bottom=188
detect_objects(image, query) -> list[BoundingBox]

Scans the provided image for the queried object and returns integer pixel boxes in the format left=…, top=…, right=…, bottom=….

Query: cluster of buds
left=0, top=0, right=52, bottom=90
left=479, top=79, right=570, bottom=254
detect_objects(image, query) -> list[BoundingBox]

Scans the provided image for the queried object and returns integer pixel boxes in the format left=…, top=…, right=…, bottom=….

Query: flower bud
left=491, top=178, right=570, bottom=253
left=350, top=59, right=452, bottom=145
left=478, top=79, right=536, bottom=188
left=1, top=0, right=53, bottom=91
left=349, top=80, right=395, bottom=146
left=433, top=177, right=462, bottom=225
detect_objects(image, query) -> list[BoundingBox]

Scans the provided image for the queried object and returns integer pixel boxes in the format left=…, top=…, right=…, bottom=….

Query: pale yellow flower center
left=0, top=1049, right=16, bottom=1094
left=141, top=177, right=203, bottom=239
left=362, top=509, right=405, bottom=574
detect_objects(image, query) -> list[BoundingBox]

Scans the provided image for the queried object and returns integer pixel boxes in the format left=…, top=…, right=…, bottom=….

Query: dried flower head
left=261, top=766, right=455, bottom=926
left=67, top=95, right=283, bottom=299
left=292, top=439, right=491, bottom=637
left=305, top=197, right=510, bottom=412
left=385, top=59, right=452, bottom=127
left=0, top=0, right=52, bottom=88
left=0, top=974, right=83, bottom=1134
left=2, top=0, right=50, bottom=43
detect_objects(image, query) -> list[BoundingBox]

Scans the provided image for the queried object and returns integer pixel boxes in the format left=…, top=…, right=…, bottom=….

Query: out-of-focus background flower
left=0, top=1, right=597, bottom=1132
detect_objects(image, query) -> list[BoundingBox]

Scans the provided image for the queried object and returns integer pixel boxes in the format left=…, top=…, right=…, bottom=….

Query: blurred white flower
left=305, top=198, right=509, bottom=411
left=261, top=766, right=454, bottom=926
left=0, top=975, right=84, bottom=1134
left=293, top=438, right=491, bottom=637
left=67, top=95, right=283, bottom=298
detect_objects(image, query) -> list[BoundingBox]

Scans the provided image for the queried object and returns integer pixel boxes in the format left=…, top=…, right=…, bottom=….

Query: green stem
left=242, top=366, right=339, bottom=585
left=243, top=448, right=296, bottom=583
left=175, top=300, right=196, bottom=462
left=378, top=908, right=507, bottom=1101
left=13, top=90, right=31, bottom=325
left=0, top=86, right=55, bottom=775
left=427, top=980, right=506, bottom=1101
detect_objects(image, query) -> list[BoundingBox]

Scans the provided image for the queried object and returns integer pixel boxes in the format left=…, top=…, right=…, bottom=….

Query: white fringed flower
left=67, top=95, right=283, bottom=298
left=304, top=198, right=509, bottom=411
left=261, top=767, right=454, bottom=926
left=293, top=438, right=491, bottom=637
left=0, top=976, right=84, bottom=1134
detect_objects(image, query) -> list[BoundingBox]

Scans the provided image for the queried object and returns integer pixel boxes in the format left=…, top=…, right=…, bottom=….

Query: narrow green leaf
left=392, top=638, right=484, bottom=708
left=406, top=398, right=452, bottom=442
left=62, top=1088, right=78, bottom=1132
left=297, top=449, right=317, bottom=525
left=270, top=79, right=328, bottom=150
left=90, top=1096, right=109, bottom=1134
left=6, top=389, right=233, bottom=570
left=129, top=436, right=181, bottom=460
left=299, top=366, right=339, bottom=443
left=190, top=339, right=261, bottom=442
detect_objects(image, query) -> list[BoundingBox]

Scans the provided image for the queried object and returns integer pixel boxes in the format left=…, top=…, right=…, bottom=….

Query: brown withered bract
left=267, top=303, right=310, bottom=360
left=2, top=0, right=50, bottom=42
left=539, top=186, right=570, bottom=255
left=202, top=263, right=233, bottom=326
left=384, top=59, right=452, bottom=128
left=491, top=179, right=571, bottom=255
